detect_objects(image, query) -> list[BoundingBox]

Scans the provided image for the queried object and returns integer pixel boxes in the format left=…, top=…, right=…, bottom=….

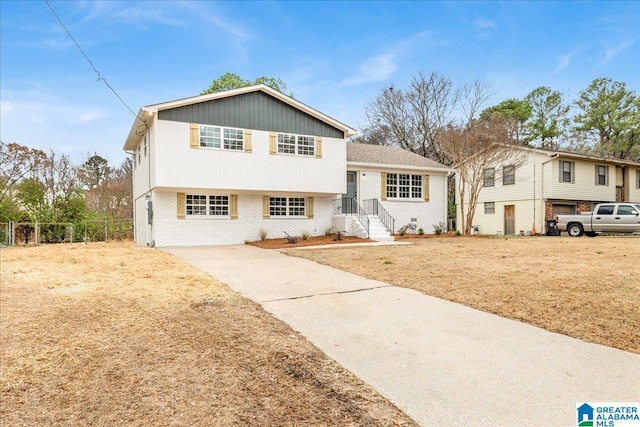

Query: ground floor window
left=484, top=202, right=495, bottom=214
left=186, top=195, right=229, bottom=216
left=269, top=197, right=306, bottom=216
left=386, top=173, right=422, bottom=199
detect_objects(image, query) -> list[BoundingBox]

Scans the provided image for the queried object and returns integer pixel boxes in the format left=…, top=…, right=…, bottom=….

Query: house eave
left=123, top=108, right=155, bottom=151
left=347, top=161, right=454, bottom=174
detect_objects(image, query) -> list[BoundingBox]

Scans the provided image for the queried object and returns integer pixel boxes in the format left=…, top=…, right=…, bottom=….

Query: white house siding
left=150, top=191, right=335, bottom=247
left=628, top=167, right=640, bottom=202
left=132, top=130, right=152, bottom=200
left=353, top=169, right=448, bottom=234
left=547, top=158, right=617, bottom=201
left=457, top=200, right=541, bottom=236
left=457, top=151, right=547, bottom=235
left=153, top=120, right=346, bottom=195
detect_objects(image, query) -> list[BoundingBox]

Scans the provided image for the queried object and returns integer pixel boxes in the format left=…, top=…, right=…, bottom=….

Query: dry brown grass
left=0, top=242, right=416, bottom=427
left=288, top=236, right=640, bottom=354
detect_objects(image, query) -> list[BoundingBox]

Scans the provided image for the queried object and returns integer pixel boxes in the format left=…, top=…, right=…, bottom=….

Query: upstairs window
left=484, top=168, right=495, bottom=187
left=560, top=160, right=575, bottom=183
left=277, top=133, right=315, bottom=156
left=502, top=165, right=515, bottom=185
left=199, top=125, right=243, bottom=151
left=595, top=165, right=609, bottom=186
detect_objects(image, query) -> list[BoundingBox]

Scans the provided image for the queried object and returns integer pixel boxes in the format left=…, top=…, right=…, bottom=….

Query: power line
left=44, top=0, right=148, bottom=135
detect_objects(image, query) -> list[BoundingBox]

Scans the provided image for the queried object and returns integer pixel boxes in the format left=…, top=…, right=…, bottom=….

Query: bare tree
left=349, top=124, right=394, bottom=146
left=80, top=156, right=133, bottom=220
left=365, top=72, right=458, bottom=164
left=441, top=118, right=527, bottom=235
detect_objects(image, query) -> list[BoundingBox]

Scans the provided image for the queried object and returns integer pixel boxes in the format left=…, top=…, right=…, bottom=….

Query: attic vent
left=411, top=218, right=417, bottom=222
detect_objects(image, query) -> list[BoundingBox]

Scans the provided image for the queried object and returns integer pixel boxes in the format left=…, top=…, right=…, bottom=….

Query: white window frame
left=269, top=197, right=306, bottom=217
left=186, top=194, right=230, bottom=217
left=386, top=173, right=423, bottom=200
left=199, top=125, right=244, bottom=151
left=484, top=202, right=495, bottom=214
left=277, top=133, right=315, bottom=156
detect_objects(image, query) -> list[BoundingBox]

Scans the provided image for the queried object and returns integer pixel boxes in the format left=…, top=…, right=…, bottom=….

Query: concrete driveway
left=163, top=244, right=640, bottom=427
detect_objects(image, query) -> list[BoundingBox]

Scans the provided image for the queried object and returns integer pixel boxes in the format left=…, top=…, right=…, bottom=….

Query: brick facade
left=148, top=192, right=335, bottom=247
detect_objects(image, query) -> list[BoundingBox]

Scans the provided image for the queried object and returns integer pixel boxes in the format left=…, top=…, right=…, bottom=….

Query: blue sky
left=1, top=0, right=639, bottom=166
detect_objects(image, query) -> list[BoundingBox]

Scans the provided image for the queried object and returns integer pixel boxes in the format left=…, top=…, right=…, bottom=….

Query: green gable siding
left=158, top=91, right=344, bottom=138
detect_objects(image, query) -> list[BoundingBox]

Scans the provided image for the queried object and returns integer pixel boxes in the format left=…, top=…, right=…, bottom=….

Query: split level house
left=123, top=85, right=453, bottom=247
left=455, top=146, right=640, bottom=235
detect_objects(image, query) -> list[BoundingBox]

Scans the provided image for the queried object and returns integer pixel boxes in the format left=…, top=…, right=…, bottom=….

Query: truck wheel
left=567, top=223, right=584, bottom=237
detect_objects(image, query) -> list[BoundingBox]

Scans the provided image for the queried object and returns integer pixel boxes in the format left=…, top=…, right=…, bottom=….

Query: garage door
left=552, top=204, right=575, bottom=217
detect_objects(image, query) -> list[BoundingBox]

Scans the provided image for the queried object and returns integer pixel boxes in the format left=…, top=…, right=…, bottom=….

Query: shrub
left=455, top=230, right=461, bottom=236
left=399, top=228, right=407, bottom=236
left=259, top=228, right=268, bottom=241
left=301, top=231, right=310, bottom=241
left=324, top=227, right=333, bottom=236
left=418, top=227, right=424, bottom=235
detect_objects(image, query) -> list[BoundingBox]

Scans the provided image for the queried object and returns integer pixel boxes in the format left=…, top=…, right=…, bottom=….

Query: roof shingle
left=347, top=143, right=450, bottom=169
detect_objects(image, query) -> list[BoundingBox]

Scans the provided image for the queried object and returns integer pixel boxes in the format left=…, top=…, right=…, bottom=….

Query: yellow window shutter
left=381, top=172, right=387, bottom=201
left=244, top=130, right=252, bottom=153
left=315, top=136, right=322, bottom=158
left=262, top=195, right=270, bottom=218
left=269, top=132, right=277, bottom=155
left=190, top=124, right=199, bottom=148
left=230, top=194, right=238, bottom=219
left=307, top=197, right=314, bottom=218
left=177, top=192, right=186, bottom=218
left=424, top=175, right=430, bottom=202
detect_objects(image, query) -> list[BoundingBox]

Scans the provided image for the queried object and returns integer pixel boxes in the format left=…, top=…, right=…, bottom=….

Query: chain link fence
left=1, top=219, right=133, bottom=246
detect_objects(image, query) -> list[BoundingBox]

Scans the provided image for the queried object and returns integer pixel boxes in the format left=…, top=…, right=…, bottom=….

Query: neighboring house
left=456, top=146, right=640, bottom=235
left=123, top=84, right=356, bottom=246
left=336, top=143, right=453, bottom=239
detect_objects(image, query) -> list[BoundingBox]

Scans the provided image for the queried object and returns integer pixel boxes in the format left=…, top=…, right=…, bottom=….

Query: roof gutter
left=347, top=161, right=454, bottom=174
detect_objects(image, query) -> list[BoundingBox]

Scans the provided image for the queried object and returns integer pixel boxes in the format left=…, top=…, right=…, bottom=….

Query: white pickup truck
left=556, top=203, right=640, bottom=237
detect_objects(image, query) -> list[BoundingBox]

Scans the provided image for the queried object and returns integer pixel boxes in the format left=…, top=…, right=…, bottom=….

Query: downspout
left=540, top=153, right=560, bottom=232
left=125, top=150, right=136, bottom=243
left=532, top=148, right=536, bottom=234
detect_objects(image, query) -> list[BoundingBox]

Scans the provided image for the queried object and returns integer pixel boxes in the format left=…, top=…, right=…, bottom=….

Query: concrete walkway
left=163, top=245, right=640, bottom=427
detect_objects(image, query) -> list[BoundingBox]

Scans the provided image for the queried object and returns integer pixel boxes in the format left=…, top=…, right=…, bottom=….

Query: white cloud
left=475, top=17, right=496, bottom=29
left=181, top=2, right=252, bottom=39
left=0, top=101, right=12, bottom=115
left=604, top=35, right=639, bottom=62
left=340, top=54, right=398, bottom=87
left=556, top=54, right=571, bottom=72
left=474, top=17, right=497, bottom=39
left=76, top=110, right=106, bottom=124
left=337, top=30, right=450, bottom=88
